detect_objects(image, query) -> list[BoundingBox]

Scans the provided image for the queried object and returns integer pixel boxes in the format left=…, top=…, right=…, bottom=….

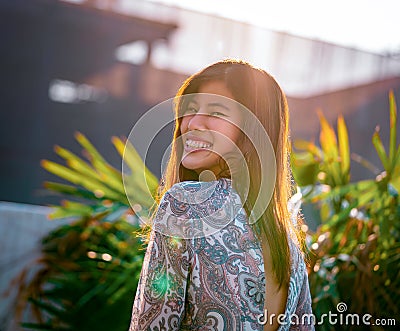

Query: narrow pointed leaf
left=350, top=152, right=380, bottom=174
left=389, top=90, right=397, bottom=169
left=391, top=148, right=400, bottom=192
left=43, top=182, right=98, bottom=201
left=326, top=200, right=358, bottom=227
left=318, top=111, right=342, bottom=186
left=313, top=180, right=375, bottom=201
left=113, top=137, right=158, bottom=205
left=48, top=206, right=90, bottom=220
left=27, top=297, right=66, bottom=317
left=75, top=132, right=123, bottom=189
left=372, top=129, right=389, bottom=172
left=113, top=136, right=159, bottom=192
left=91, top=160, right=126, bottom=194
left=41, top=160, right=123, bottom=201
left=318, top=110, right=338, bottom=159
left=293, top=139, right=323, bottom=159
left=55, top=141, right=125, bottom=196
left=54, top=145, right=99, bottom=180
left=47, top=199, right=96, bottom=219
left=74, top=131, right=108, bottom=165
left=62, top=200, right=93, bottom=213
left=337, top=115, right=350, bottom=183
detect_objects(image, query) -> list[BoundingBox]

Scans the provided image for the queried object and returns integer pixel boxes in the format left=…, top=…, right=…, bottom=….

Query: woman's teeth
left=185, top=139, right=212, bottom=149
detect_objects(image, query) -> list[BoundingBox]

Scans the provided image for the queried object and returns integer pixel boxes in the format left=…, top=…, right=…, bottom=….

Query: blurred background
left=1, top=0, right=399, bottom=330
left=0, top=0, right=400, bottom=204
left=1, top=0, right=400, bottom=205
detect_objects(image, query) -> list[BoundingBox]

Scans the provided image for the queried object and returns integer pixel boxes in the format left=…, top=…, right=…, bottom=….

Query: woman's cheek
left=180, top=118, right=189, bottom=134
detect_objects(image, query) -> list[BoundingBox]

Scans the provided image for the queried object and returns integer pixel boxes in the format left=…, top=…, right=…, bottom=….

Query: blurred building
left=1, top=0, right=400, bottom=205
left=120, top=0, right=400, bottom=182
left=0, top=0, right=179, bottom=205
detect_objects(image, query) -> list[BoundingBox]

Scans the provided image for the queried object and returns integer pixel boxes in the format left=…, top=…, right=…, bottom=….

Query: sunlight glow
left=148, top=0, right=400, bottom=54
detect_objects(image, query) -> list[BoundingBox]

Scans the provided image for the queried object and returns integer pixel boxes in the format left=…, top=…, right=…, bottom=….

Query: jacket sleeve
left=129, top=228, right=191, bottom=331
left=292, top=267, right=315, bottom=330
left=281, top=244, right=315, bottom=331
left=129, top=178, right=234, bottom=330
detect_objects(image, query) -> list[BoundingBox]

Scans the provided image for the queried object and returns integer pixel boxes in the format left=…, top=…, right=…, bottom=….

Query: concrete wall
left=0, top=202, right=68, bottom=330
left=116, top=0, right=400, bottom=97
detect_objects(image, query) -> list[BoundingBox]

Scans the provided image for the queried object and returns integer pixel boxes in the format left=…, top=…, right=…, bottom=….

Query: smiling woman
left=128, top=59, right=314, bottom=330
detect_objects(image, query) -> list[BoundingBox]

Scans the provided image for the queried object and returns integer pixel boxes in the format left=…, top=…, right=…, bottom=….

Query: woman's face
left=180, top=80, right=244, bottom=177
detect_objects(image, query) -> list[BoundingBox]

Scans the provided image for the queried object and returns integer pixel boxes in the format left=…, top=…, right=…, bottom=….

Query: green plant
left=14, top=90, right=400, bottom=331
left=291, top=92, right=400, bottom=330
left=14, top=133, right=158, bottom=331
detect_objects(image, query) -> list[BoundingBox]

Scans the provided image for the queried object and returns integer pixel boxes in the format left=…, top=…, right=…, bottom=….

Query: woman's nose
left=187, top=112, right=208, bottom=131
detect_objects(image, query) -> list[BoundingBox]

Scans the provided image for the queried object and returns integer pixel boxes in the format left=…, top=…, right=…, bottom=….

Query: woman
left=129, top=59, right=314, bottom=330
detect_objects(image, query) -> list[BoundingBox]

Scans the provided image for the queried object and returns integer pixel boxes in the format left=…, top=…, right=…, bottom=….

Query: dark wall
left=288, top=80, right=400, bottom=182
left=0, top=1, right=177, bottom=205
left=345, top=87, right=400, bottom=181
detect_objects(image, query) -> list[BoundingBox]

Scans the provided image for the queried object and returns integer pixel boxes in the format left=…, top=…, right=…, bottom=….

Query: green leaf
left=391, top=161, right=400, bottom=192
left=318, top=111, right=342, bottom=186
left=113, top=136, right=159, bottom=194
left=337, top=115, right=350, bottom=183
left=292, top=139, right=323, bottom=159
left=41, top=160, right=124, bottom=201
left=43, top=182, right=98, bottom=200
left=75, top=132, right=125, bottom=193
left=311, top=180, right=375, bottom=202
left=350, top=152, right=380, bottom=174
left=54, top=145, right=100, bottom=181
left=388, top=90, right=397, bottom=170
left=92, top=161, right=126, bottom=196
left=290, top=152, right=320, bottom=186
left=48, top=206, right=90, bottom=220
left=27, top=297, right=66, bottom=318
left=326, top=200, right=357, bottom=227
left=372, top=128, right=389, bottom=172
left=355, top=186, right=379, bottom=207
left=318, top=110, right=338, bottom=160
left=113, top=137, right=158, bottom=209
left=320, top=202, right=332, bottom=222
left=74, top=132, right=109, bottom=167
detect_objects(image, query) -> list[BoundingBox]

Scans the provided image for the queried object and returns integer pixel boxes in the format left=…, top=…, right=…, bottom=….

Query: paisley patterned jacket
left=129, top=178, right=314, bottom=330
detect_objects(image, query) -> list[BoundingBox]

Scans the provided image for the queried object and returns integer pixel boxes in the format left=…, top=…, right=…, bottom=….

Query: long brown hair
left=156, top=59, right=304, bottom=288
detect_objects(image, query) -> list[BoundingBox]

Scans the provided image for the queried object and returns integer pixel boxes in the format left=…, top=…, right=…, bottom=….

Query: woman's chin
left=181, top=152, right=217, bottom=172
left=181, top=159, right=205, bottom=171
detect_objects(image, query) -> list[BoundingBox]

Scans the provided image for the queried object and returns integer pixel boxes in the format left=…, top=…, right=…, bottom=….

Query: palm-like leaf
left=13, top=133, right=158, bottom=331
left=292, top=92, right=400, bottom=330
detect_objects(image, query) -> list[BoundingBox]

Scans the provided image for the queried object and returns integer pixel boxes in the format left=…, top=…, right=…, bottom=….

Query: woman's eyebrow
left=207, top=102, right=230, bottom=111
left=187, top=99, right=198, bottom=105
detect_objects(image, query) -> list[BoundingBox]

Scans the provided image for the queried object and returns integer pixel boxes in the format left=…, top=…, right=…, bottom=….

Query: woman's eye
left=184, top=106, right=198, bottom=114
left=211, top=111, right=226, bottom=117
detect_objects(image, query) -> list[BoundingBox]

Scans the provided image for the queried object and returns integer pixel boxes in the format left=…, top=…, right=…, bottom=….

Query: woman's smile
left=184, top=140, right=213, bottom=152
